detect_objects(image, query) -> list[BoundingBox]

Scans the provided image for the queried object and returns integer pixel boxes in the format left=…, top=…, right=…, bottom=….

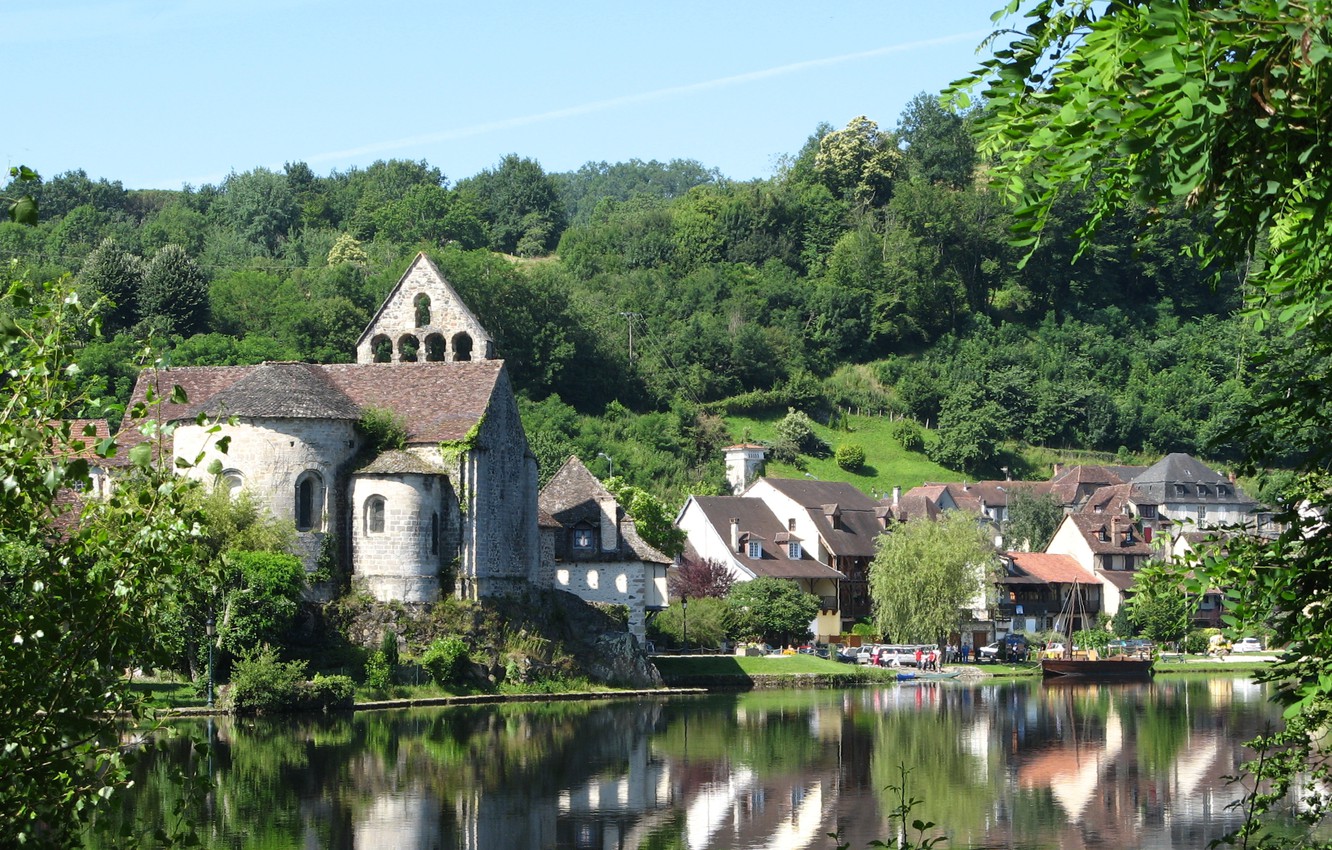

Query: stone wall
left=174, top=417, right=359, bottom=572
left=554, top=561, right=650, bottom=640
left=457, top=368, right=540, bottom=600
left=350, top=472, right=450, bottom=603
left=356, top=256, right=493, bottom=364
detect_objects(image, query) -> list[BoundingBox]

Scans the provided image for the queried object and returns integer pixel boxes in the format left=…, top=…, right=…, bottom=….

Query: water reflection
left=94, top=678, right=1299, bottom=849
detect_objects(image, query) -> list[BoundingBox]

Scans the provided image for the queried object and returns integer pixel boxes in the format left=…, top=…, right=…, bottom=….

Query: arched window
left=366, top=495, right=386, bottom=535
left=414, top=293, right=432, bottom=327
left=371, top=334, right=393, bottom=363
left=424, top=333, right=445, bottom=362
left=398, top=334, right=420, bottom=363
left=222, top=469, right=244, bottom=499
left=295, top=471, right=323, bottom=532
left=451, top=332, right=473, bottom=362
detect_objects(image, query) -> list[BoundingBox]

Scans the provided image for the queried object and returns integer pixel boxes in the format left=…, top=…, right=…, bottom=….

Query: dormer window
left=1174, top=483, right=1187, bottom=496
left=747, top=539, right=762, bottom=559
left=1197, top=484, right=1210, bottom=497
left=788, top=518, right=797, bottom=532
left=788, top=541, right=802, bottom=560
left=1140, top=504, right=1158, bottom=519
left=1217, top=484, right=1230, bottom=497
left=1097, top=526, right=1109, bottom=542
left=573, top=527, right=594, bottom=551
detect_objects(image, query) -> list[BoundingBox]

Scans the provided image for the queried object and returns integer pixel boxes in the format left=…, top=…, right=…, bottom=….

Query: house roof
left=128, top=360, right=505, bottom=446
left=751, top=478, right=886, bottom=558
left=1005, top=552, right=1096, bottom=585
left=688, top=495, right=846, bottom=581
left=60, top=419, right=131, bottom=467
left=1097, top=569, right=1139, bottom=591
left=538, top=455, right=671, bottom=564
left=1130, top=452, right=1261, bottom=508
left=1065, top=513, right=1156, bottom=555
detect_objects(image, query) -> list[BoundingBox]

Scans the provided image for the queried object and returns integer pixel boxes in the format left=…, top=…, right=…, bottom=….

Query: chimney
left=600, top=496, right=618, bottom=552
left=730, top=517, right=740, bottom=553
left=1111, top=515, right=1122, bottom=546
left=892, top=486, right=901, bottom=508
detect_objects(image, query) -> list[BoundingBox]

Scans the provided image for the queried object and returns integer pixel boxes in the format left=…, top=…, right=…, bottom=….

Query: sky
left=10, top=0, right=1011, bottom=191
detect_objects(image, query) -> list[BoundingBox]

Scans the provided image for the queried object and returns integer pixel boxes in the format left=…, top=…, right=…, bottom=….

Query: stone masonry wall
left=174, top=417, right=359, bottom=573
left=356, top=259, right=493, bottom=364
left=350, top=473, right=447, bottom=603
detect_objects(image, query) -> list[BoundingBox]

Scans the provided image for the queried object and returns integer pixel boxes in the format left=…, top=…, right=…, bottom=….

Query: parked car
left=1233, top=637, right=1264, bottom=652
left=978, top=642, right=1002, bottom=662
left=878, top=645, right=923, bottom=667
left=834, top=646, right=859, bottom=663
left=856, top=645, right=876, bottom=665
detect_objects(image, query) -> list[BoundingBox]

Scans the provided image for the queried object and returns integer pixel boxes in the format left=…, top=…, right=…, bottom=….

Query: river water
left=95, top=675, right=1305, bottom=849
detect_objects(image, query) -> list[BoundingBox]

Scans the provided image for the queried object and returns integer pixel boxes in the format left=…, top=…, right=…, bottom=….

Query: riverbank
left=137, top=653, right=1274, bottom=715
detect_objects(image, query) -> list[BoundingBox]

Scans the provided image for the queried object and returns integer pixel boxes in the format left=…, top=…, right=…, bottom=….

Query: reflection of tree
left=866, top=686, right=997, bottom=842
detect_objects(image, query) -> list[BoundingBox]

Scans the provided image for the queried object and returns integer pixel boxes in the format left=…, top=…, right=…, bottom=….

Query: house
left=740, top=477, right=888, bottom=629
left=1128, top=452, right=1271, bottom=533
left=538, top=456, right=671, bottom=641
left=126, top=252, right=542, bottom=603
left=996, top=552, right=1100, bottom=636
left=1044, top=507, right=1155, bottom=619
left=675, top=491, right=845, bottom=642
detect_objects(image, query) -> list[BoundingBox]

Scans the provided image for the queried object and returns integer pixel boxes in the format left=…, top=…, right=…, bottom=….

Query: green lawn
left=725, top=412, right=962, bottom=497
left=652, top=653, right=894, bottom=678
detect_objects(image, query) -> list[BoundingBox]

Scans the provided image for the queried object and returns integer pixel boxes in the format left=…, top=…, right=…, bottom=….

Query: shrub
left=775, top=409, right=831, bottom=458
left=227, top=645, right=307, bottom=714
left=364, top=650, right=392, bottom=690
left=889, top=419, right=925, bottom=453
left=422, top=636, right=470, bottom=686
left=303, top=674, right=355, bottom=710
left=835, top=443, right=866, bottom=471
left=1184, top=630, right=1210, bottom=654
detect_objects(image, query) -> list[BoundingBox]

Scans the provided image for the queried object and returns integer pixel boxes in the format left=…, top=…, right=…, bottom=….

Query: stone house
left=127, top=252, right=541, bottom=603
left=538, top=456, right=671, bottom=642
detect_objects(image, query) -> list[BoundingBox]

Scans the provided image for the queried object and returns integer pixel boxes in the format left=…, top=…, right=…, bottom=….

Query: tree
left=869, top=511, right=995, bottom=644
left=78, top=237, right=144, bottom=332
left=140, top=243, right=209, bottom=336
left=896, top=92, right=977, bottom=189
left=927, top=383, right=1004, bottom=473
left=604, top=477, right=685, bottom=558
left=669, top=555, right=735, bottom=600
left=0, top=277, right=205, bottom=847
left=1003, top=488, right=1064, bottom=552
left=456, top=154, right=567, bottom=255
left=727, top=577, right=821, bottom=646
left=960, top=1, right=1332, bottom=836
left=1126, top=590, right=1191, bottom=647
left=212, top=167, right=297, bottom=253
left=812, top=116, right=901, bottom=209
left=651, top=596, right=733, bottom=650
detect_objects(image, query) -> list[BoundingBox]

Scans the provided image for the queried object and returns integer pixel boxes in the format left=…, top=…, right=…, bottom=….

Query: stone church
left=129, top=253, right=541, bottom=602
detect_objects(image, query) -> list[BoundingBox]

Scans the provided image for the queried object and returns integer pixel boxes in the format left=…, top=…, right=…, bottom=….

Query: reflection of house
left=741, top=478, right=887, bottom=629
left=538, top=456, right=670, bottom=641
left=676, top=487, right=846, bottom=641
left=128, top=252, right=542, bottom=603
left=996, top=552, right=1099, bottom=635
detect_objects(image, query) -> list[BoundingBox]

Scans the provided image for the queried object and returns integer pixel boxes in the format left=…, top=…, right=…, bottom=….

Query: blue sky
left=11, top=1, right=1008, bottom=190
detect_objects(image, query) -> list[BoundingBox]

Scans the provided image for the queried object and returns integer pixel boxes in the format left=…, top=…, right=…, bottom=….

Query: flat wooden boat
left=1040, top=657, right=1154, bottom=680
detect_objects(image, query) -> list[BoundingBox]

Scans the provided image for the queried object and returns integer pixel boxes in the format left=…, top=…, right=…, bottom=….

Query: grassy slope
left=726, top=412, right=964, bottom=498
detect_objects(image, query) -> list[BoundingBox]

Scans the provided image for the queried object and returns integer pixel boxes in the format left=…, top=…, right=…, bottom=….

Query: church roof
left=355, top=450, right=447, bottom=475
left=127, top=359, right=505, bottom=445
left=190, top=362, right=362, bottom=420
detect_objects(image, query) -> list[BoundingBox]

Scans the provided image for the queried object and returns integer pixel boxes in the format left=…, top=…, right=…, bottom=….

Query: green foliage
left=775, top=408, right=831, bottom=459
left=650, top=596, right=734, bottom=650
left=140, top=243, right=208, bottom=335
left=1184, top=630, right=1210, bottom=655
left=604, top=478, right=686, bottom=557
left=1073, top=628, right=1110, bottom=653
left=889, top=419, right=925, bottom=453
left=421, top=636, right=471, bottom=686
left=217, top=551, right=306, bottom=658
left=1003, top=487, right=1064, bottom=552
left=456, top=154, right=567, bottom=255
left=834, top=443, right=866, bottom=472
left=870, top=511, right=995, bottom=644
left=227, top=645, right=354, bottom=714
left=357, top=405, right=408, bottom=456
left=364, top=650, right=392, bottom=690
left=0, top=277, right=204, bottom=847
left=727, top=577, right=821, bottom=646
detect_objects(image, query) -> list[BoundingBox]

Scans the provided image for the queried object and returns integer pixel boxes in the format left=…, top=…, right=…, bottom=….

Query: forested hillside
left=1, top=94, right=1287, bottom=505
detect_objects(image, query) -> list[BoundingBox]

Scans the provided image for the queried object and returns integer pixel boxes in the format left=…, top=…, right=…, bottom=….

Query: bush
left=421, top=636, right=470, bottom=686
left=364, top=650, right=392, bottom=690
left=227, top=646, right=355, bottom=714
left=834, top=443, right=866, bottom=471
left=1184, top=630, right=1210, bottom=654
left=303, top=674, right=354, bottom=710
left=889, top=419, right=924, bottom=453
left=775, top=409, right=831, bottom=458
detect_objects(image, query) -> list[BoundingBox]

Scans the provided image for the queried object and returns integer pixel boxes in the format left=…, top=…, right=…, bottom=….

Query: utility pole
left=619, top=311, right=640, bottom=364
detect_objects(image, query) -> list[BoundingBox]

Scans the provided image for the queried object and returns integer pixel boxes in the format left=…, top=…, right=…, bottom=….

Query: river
left=92, top=675, right=1306, bottom=849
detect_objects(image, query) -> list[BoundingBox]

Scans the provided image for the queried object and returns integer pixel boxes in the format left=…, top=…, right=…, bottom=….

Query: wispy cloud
left=303, top=30, right=989, bottom=166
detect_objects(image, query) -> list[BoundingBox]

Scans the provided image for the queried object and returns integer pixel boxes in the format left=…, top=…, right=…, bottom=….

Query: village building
left=538, top=456, right=671, bottom=642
